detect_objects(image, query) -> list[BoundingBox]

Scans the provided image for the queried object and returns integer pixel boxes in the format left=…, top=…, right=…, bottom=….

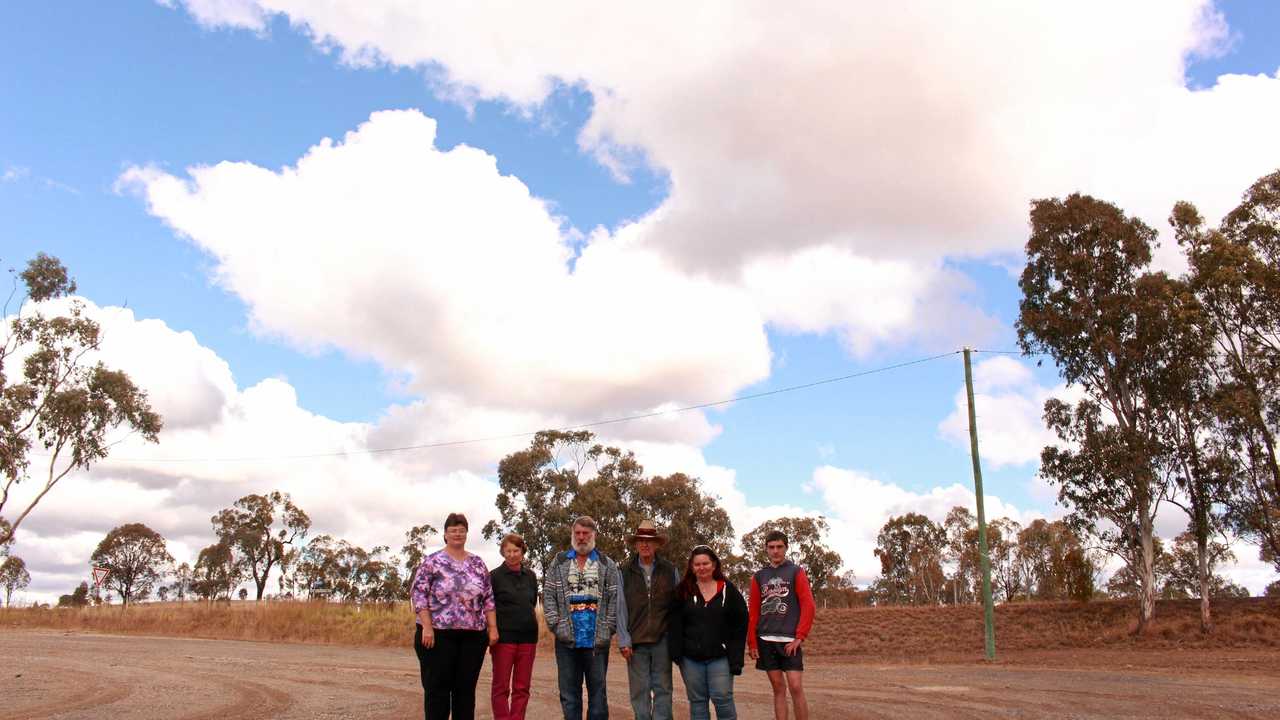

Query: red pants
left=490, top=642, right=537, bottom=720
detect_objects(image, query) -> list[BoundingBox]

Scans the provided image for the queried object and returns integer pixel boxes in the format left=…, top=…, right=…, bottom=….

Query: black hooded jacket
left=667, top=579, right=748, bottom=675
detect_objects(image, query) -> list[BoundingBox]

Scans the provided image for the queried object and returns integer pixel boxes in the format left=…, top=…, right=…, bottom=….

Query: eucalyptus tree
left=1018, top=193, right=1178, bottom=632
left=90, top=522, right=173, bottom=606
left=211, top=491, right=311, bottom=600
left=1171, top=171, right=1280, bottom=575
left=1, top=254, right=162, bottom=547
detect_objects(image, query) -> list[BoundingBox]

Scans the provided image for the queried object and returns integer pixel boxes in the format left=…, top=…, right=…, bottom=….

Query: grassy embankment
left=2, top=597, right=1277, bottom=656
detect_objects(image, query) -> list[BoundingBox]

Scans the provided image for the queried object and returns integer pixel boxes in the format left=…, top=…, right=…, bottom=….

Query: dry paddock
left=2, top=629, right=1278, bottom=719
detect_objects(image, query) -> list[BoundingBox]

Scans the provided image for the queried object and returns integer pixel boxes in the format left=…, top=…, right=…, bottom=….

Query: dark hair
left=764, top=530, right=788, bottom=546
left=500, top=533, right=527, bottom=553
left=444, top=513, right=469, bottom=531
left=678, top=545, right=726, bottom=599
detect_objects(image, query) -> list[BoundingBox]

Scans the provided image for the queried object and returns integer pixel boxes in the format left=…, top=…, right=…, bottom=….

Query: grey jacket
left=543, top=549, right=623, bottom=648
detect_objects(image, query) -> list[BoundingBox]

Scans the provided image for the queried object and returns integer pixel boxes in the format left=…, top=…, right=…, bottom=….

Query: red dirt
left=2, top=629, right=1278, bottom=719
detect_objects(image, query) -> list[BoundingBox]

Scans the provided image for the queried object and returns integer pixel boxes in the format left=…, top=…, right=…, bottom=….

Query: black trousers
left=413, top=625, right=488, bottom=720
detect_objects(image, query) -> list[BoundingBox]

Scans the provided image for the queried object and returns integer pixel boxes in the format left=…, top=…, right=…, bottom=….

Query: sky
left=3, top=1, right=1279, bottom=603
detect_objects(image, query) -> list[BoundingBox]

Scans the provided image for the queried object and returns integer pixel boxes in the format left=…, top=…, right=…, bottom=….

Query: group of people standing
left=411, top=513, right=816, bottom=720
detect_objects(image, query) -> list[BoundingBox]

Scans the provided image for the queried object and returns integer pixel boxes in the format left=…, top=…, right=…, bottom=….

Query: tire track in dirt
left=0, top=666, right=133, bottom=720
left=174, top=674, right=294, bottom=720
left=4, top=631, right=1278, bottom=719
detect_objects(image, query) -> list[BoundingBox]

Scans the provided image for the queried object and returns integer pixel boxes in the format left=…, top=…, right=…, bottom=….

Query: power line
left=970, top=348, right=1047, bottom=356
left=81, top=349, right=963, bottom=465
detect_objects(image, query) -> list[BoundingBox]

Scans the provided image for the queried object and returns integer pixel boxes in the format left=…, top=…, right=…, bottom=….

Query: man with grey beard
left=543, top=516, right=628, bottom=720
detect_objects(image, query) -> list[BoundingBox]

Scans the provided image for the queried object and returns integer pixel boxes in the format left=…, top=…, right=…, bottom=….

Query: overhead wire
left=80, top=349, right=969, bottom=465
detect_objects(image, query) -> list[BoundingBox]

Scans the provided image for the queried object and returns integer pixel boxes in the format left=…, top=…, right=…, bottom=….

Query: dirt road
left=2, top=629, right=1277, bottom=719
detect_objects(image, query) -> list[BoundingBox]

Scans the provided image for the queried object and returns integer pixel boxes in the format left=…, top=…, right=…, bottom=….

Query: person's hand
left=620, top=646, right=633, bottom=661
left=748, top=646, right=759, bottom=660
left=784, top=639, right=803, bottom=656
left=420, top=627, right=435, bottom=649
left=488, top=628, right=500, bottom=647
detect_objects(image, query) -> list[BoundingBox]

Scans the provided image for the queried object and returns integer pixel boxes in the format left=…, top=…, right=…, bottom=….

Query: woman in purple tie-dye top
left=411, top=513, right=498, bottom=720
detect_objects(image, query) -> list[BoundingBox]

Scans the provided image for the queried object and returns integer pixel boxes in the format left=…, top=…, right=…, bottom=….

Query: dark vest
left=753, top=560, right=802, bottom=639
left=622, top=555, right=677, bottom=645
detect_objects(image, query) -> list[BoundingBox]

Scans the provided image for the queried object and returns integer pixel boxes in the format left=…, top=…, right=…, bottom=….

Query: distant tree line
left=867, top=509, right=1252, bottom=607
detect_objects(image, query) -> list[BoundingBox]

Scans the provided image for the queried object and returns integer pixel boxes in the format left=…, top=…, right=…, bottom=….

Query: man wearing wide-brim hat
left=618, top=519, right=681, bottom=720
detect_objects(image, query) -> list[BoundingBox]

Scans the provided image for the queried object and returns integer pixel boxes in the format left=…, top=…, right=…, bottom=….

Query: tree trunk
left=1135, top=502, right=1156, bottom=634
left=1197, top=531, right=1212, bottom=633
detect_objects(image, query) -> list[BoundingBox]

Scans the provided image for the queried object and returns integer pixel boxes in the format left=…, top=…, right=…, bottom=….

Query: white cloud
left=742, top=246, right=1000, bottom=356
left=809, top=464, right=1039, bottom=583
left=938, top=356, right=1084, bottom=469
left=3, top=299, right=508, bottom=603
left=154, top=1, right=1279, bottom=274
left=119, top=110, right=772, bottom=419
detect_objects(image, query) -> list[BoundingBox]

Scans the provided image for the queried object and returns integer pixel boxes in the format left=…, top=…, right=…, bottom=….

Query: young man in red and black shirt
left=747, top=530, right=815, bottom=720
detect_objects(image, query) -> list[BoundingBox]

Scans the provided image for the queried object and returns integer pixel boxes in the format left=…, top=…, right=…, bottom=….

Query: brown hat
left=628, top=519, right=667, bottom=546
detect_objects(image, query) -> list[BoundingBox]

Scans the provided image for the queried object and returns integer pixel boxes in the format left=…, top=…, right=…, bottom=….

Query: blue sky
left=3, top=1, right=1279, bottom=598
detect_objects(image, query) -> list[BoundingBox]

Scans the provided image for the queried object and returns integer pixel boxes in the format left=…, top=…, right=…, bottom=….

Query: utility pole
left=963, top=347, right=997, bottom=660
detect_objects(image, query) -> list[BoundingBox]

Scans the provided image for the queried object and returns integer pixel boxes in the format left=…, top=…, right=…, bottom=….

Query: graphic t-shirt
left=748, top=560, right=815, bottom=647
left=566, top=549, right=602, bottom=648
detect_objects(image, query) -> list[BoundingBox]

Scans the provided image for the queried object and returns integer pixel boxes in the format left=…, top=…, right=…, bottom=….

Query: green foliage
left=192, top=540, right=243, bottom=601
left=211, top=491, right=311, bottom=600
left=1, top=253, right=162, bottom=547
left=1163, top=530, right=1239, bottom=600
left=739, top=516, right=842, bottom=594
left=1, top=554, right=31, bottom=606
left=171, top=562, right=194, bottom=602
left=1172, top=173, right=1280, bottom=573
left=1017, top=192, right=1186, bottom=631
left=873, top=512, right=945, bottom=605
left=296, top=534, right=402, bottom=602
left=400, top=523, right=438, bottom=592
left=57, top=581, right=89, bottom=607
left=1014, top=519, right=1096, bottom=602
left=483, top=430, right=591, bottom=574
left=90, top=522, right=173, bottom=606
left=484, top=430, right=734, bottom=575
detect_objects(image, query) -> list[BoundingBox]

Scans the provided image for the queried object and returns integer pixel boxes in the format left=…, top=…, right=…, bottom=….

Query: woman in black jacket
left=668, top=545, right=748, bottom=720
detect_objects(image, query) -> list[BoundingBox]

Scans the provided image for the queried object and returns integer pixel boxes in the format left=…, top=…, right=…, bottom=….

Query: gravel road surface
left=2, top=630, right=1277, bottom=719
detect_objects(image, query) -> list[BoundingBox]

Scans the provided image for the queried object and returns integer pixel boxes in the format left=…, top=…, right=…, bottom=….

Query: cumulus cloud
left=938, top=356, right=1085, bottom=469
left=3, top=298, right=509, bottom=602
left=2, top=297, right=788, bottom=604
left=155, top=0, right=1280, bottom=274
left=743, top=246, right=1000, bottom=356
left=119, top=110, right=772, bottom=419
left=809, top=464, right=1040, bottom=583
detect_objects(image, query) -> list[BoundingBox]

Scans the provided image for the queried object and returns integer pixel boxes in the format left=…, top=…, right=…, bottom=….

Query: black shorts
left=755, top=639, right=804, bottom=672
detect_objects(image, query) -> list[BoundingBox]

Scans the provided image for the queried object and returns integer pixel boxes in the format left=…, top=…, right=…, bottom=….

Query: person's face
left=572, top=525, right=595, bottom=550
left=445, top=523, right=468, bottom=548
left=501, top=543, right=524, bottom=567
left=635, top=538, right=656, bottom=562
left=766, top=540, right=787, bottom=565
left=691, top=553, right=715, bottom=581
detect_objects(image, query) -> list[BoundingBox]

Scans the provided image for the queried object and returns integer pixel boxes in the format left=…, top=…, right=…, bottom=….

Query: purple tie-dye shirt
left=411, top=550, right=496, bottom=631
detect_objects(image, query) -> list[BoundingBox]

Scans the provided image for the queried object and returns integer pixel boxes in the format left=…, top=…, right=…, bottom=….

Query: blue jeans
left=555, top=642, right=609, bottom=720
left=679, top=657, right=736, bottom=720
left=626, top=638, right=673, bottom=720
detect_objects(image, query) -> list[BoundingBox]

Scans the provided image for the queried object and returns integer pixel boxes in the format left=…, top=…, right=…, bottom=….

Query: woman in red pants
left=489, top=533, right=539, bottom=720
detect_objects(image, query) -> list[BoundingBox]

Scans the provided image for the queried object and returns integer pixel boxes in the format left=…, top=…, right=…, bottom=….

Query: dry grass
left=0, top=601, right=416, bottom=647
left=804, top=596, right=1280, bottom=661
left=2, top=597, right=1276, bottom=658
